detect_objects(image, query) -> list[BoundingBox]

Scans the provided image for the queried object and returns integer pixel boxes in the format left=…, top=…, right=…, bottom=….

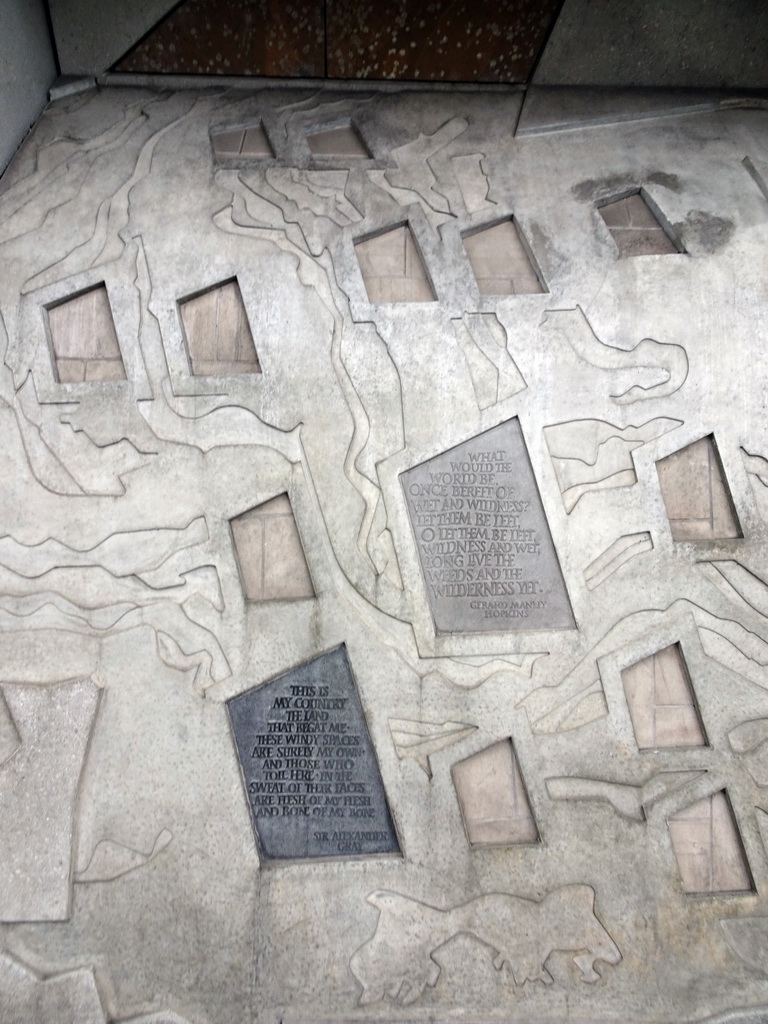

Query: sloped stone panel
left=47, top=284, right=126, bottom=383
left=452, top=738, right=539, bottom=845
left=463, top=219, right=545, bottom=295
left=211, top=124, right=274, bottom=157
left=656, top=436, right=741, bottom=541
left=354, top=225, right=436, bottom=303
left=227, top=646, right=400, bottom=860
left=402, top=417, right=574, bottom=633
left=621, top=644, right=707, bottom=750
left=230, top=494, right=314, bottom=601
left=307, top=125, right=370, bottom=158
left=179, top=279, right=261, bottom=377
left=598, top=192, right=680, bottom=256
left=668, top=791, right=752, bottom=894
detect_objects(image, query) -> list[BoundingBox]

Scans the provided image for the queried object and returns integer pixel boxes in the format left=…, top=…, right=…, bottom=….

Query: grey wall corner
left=0, top=0, right=58, bottom=176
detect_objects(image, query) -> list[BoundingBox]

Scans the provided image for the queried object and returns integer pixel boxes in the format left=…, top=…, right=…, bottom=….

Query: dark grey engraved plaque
left=227, top=645, right=400, bottom=860
left=401, top=417, right=575, bottom=633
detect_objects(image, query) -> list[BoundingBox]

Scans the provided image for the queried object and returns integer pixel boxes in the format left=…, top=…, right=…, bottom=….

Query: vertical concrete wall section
left=0, top=0, right=57, bottom=175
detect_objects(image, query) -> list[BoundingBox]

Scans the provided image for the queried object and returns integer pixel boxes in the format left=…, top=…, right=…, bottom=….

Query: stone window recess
left=668, top=791, right=753, bottom=894
left=178, top=279, right=261, bottom=377
left=211, top=124, right=273, bottom=157
left=307, top=124, right=370, bottom=158
left=452, top=739, right=539, bottom=845
left=230, top=494, right=315, bottom=601
left=656, top=435, right=741, bottom=541
left=621, top=644, right=707, bottom=750
left=462, top=219, right=545, bottom=296
left=354, top=225, right=436, bottom=303
left=597, top=191, right=683, bottom=257
left=46, top=284, right=126, bottom=384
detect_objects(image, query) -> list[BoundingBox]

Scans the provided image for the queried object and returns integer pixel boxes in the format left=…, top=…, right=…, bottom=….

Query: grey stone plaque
left=227, top=646, right=400, bottom=860
left=401, top=418, right=575, bottom=633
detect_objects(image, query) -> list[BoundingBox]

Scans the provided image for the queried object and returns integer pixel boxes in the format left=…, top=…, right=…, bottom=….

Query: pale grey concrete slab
left=516, top=86, right=768, bottom=136
left=48, top=0, right=178, bottom=76
left=0, top=0, right=56, bottom=176
left=534, top=0, right=768, bottom=88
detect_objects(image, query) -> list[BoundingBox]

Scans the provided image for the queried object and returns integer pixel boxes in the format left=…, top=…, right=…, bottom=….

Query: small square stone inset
left=211, top=124, right=274, bottom=158
left=621, top=644, right=706, bottom=750
left=668, top=791, right=752, bottom=894
left=354, top=225, right=436, bottom=303
left=230, top=493, right=314, bottom=601
left=463, top=219, right=545, bottom=296
left=656, top=436, right=741, bottom=541
left=452, top=738, right=539, bottom=845
left=598, top=192, right=680, bottom=257
left=47, top=284, right=126, bottom=384
left=307, top=125, right=370, bottom=158
left=179, top=279, right=261, bottom=377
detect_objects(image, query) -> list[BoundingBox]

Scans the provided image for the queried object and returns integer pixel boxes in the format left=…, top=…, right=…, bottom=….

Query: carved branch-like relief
left=546, top=771, right=704, bottom=822
left=389, top=718, right=477, bottom=778
left=451, top=312, right=526, bottom=410
left=0, top=678, right=101, bottom=921
left=583, top=532, right=654, bottom=589
left=545, top=417, right=682, bottom=512
left=541, top=306, right=688, bottom=403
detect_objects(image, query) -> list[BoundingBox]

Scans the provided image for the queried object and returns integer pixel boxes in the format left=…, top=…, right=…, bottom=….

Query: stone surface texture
left=0, top=80, right=768, bottom=1024
left=0, top=0, right=57, bottom=175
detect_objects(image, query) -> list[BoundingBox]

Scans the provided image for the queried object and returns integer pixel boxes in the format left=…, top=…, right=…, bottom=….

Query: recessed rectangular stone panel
left=211, top=124, right=274, bottom=158
left=307, top=125, right=370, bottom=158
left=227, top=646, right=399, bottom=861
left=598, top=192, right=681, bottom=257
left=668, top=791, right=753, bottom=894
left=354, top=225, right=436, bottom=303
left=656, top=435, right=741, bottom=541
left=401, top=418, right=574, bottom=633
left=621, top=644, right=707, bottom=750
left=46, top=284, right=126, bottom=384
left=179, top=278, right=261, bottom=377
left=230, top=493, right=314, bottom=601
left=452, top=738, right=539, bottom=845
left=463, top=219, right=545, bottom=296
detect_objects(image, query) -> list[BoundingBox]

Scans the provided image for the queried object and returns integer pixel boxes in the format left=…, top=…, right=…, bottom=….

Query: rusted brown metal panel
left=114, top=0, right=561, bottom=82
left=327, top=0, right=561, bottom=83
left=115, top=0, right=325, bottom=77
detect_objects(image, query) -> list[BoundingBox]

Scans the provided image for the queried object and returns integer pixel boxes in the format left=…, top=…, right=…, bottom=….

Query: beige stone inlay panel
left=621, top=644, right=706, bottom=750
left=668, top=791, right=752, bottom=894
left=656, top=436, right=741, bottom=541
left=307, top=125, right=370, bottom=158
left=462, top=219, right=545, bottom=295
left=598, top=192, right=679, bottom=257
left=354, top=225, right=436, bottom=303
left=230, top=493, right=314, bottom=601
left=179, top=279, right=261, bottom=377
left=46, top=284, right=126, bottom=384
left=211, top=124, right=274, bottom=157
left=452, top=739, right=539, bottom=845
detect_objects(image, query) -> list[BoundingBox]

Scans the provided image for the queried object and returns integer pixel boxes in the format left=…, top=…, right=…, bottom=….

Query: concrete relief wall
left=0, top=81, right=768, bottom=1024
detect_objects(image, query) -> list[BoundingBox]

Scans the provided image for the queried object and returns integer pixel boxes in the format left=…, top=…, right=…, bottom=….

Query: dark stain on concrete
left=675, top=210, right=735, bottom=253
left=646, top=171, right=682, bottom=192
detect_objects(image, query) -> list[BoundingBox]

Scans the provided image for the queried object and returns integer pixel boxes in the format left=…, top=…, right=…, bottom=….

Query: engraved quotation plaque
left=227, top=646, right=400, bottom=860
left=402, top=418, right=574, bottom=633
